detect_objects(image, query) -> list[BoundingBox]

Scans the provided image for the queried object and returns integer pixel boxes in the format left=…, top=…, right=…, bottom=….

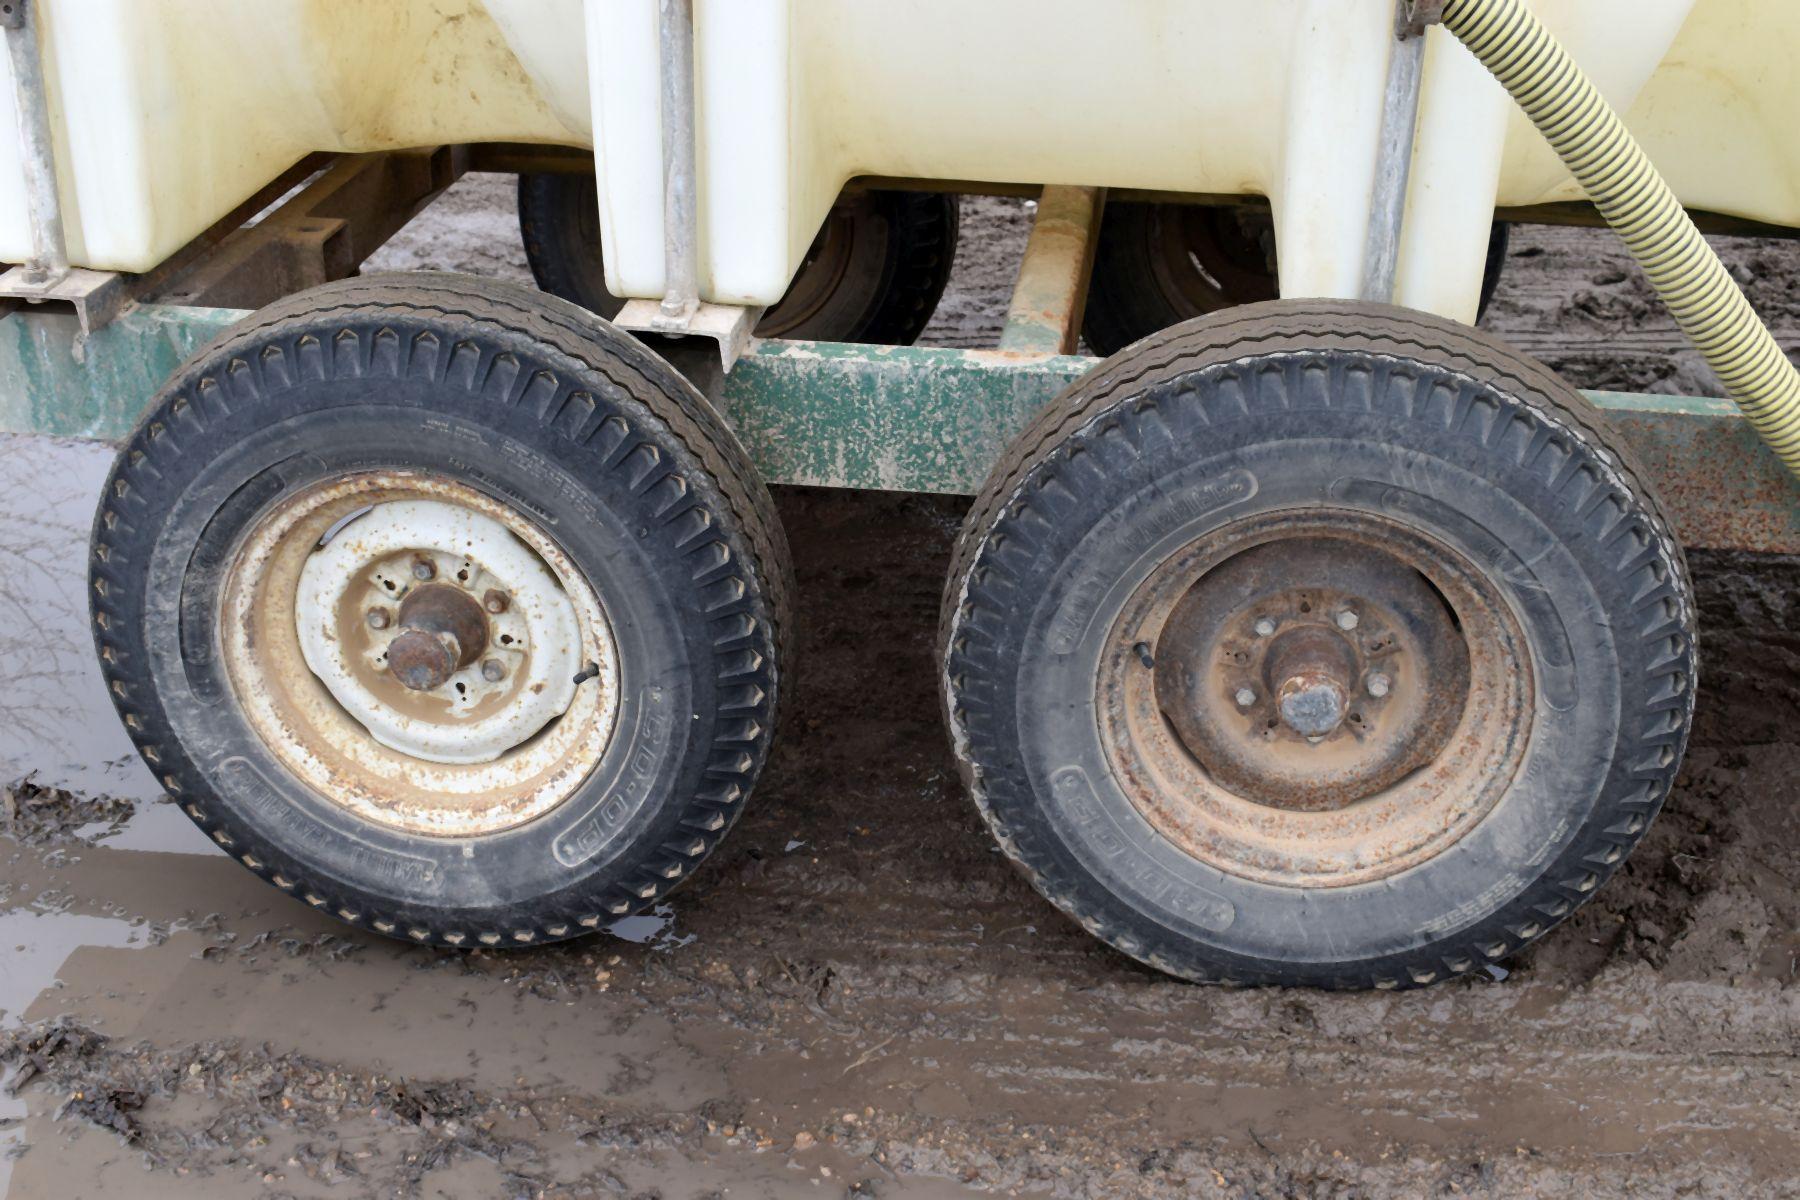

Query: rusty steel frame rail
left=144, top=148, right=470, bottom=311
left=998, top=185, right=1106, bottom=356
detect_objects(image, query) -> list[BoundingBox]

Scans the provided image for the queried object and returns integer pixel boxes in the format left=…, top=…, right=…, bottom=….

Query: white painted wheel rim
left=295, top=500, right=581, bottom=764
left=221, top=472, right=620, bottom=838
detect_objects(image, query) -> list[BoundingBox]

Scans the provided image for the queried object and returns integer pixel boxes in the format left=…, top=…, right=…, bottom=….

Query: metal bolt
left=366, top=607, right=391, bottom=630
left=483, top=588, right=510, bottom=615
left=1367, top=672, right=1391, bottom=697
left=1336, top=609, right=1360, bottom=631
left=481, top=658, right=506, bottom=683
left=1234, top=687, right=1257, bottom=708
left=411, top=557, right=436, bottom=582
left=1253, top=617, right=1277, bottom=638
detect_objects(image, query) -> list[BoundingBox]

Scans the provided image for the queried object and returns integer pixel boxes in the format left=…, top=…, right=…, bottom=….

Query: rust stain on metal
left=219, top=471, right=620, bottom=839
left=997, top=184, right=1106, bottom=356
left=1097, top=511, right=1532, bottom=888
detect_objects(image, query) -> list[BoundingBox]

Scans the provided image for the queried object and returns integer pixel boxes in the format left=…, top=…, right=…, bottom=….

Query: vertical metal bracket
left=1361, top=0, right=1432, bottom=303
left=655, top=0, right=699, bottom=326
left=0, top=0, right=63, bottom=288
left=0, top=0, right=124, bottom=334
left=1398, top=0, right=1446, bottom=40
left=611, top=0, right=761, bottom=370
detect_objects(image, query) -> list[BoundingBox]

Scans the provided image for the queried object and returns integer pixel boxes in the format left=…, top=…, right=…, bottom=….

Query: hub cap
left=222, top=472, right=619, bottom=837
left=1098, top=511, right=1532, bottom=888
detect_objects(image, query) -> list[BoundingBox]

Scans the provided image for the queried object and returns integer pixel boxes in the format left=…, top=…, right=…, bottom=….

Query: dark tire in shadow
left=519, top=172, right=958, bottom=345
left=1080, top=202, right=1512, bottom=356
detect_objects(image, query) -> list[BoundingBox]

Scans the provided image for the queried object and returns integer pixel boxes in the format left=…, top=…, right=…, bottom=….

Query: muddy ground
left=1, top=178, right=1797, bottom=1198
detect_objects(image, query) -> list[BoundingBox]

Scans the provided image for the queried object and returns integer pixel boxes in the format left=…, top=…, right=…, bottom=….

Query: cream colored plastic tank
left=1, top=0, right=1795, bottom=324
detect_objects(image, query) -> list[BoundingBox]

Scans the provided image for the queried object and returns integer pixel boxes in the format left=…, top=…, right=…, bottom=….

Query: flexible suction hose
left=1439, top=0, right=1800, bottom=480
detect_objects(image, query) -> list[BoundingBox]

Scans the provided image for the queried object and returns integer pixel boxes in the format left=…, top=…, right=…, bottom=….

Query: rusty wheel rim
left=221, top=472, right=619, bottom=838
left=1097, top=510, right=1533, bottom=888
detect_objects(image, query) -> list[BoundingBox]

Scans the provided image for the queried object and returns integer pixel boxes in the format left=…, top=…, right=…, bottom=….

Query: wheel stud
left=367, top=607, right=391, bottom=630
left=1234, top=687, right=1257, bottom=708
left=1367, top=672, right=1391, bottom=697
left=483, top=588, right=510, bottom=614
left=481, top=658, right=506, bottom=683
left=411, top=556, right=436, bottom=582
left=1253, top=617, right=1277, bottom=637
left=1336, top=609, right=1360, bottom=631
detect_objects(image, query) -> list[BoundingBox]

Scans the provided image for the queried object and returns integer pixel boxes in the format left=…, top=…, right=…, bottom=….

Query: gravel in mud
left=0, top=176, right=1795, bottom=1199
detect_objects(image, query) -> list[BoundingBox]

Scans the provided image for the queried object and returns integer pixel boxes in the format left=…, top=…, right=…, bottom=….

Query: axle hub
left=387, top=583, right=489, bottom=692
left=1149, top=535, right=1471, bottom=811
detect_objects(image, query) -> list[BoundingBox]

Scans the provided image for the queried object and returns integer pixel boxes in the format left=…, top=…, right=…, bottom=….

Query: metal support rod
left=657, top=0, right=700, bottom=324
left=1361, top=2, right=1429, bottom=303
left=1, top=0, right=69, bottom=287
left=998, top=186, right=1105, bottom=356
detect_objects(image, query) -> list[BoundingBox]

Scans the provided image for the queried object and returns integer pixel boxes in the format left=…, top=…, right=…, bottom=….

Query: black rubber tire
left=517, top=172, right=958, bottom=346
left=90, top=273, right=793, bottom=947
left=941, top=299, right=1696, bottom=989
left=1080, top=202, right=1513, bottom=356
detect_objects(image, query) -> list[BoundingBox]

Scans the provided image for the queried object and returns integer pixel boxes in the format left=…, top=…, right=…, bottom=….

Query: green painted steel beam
left=0, top=303, right=241, bottom=440
left=724, top=339, right=1092, bottom=494
left=2, top=302, right=1795, bottom=553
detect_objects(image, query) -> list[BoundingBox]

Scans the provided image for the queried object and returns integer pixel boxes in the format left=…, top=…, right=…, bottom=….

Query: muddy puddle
left=0, top=185, right=1795, bottom=1197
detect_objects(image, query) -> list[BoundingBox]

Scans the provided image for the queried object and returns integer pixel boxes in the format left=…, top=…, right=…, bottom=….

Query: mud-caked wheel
left=519, top=173, right=958, bottom=346
left=941, top=301, right=1696, bottom=988
left=90, top=274, right=791, bottom=946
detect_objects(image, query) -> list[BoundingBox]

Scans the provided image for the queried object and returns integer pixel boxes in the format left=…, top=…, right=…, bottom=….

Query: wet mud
left=0, top=178, right=1796, bottom=1197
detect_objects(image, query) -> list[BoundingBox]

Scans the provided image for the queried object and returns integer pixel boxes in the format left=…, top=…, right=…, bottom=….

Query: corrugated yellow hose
left=1440, top=0, right=1800, bottom=480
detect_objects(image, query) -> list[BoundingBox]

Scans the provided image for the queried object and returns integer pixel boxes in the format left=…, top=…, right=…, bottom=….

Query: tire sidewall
left=951, top=351, right=1678, bottom=983
left=107, top=315, right=770, bottom=933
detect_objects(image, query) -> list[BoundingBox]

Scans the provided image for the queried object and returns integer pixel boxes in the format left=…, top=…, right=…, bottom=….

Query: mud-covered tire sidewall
left=944, top=302, right=1695, bottom=988
left=92, top=279, right=786, bottom=943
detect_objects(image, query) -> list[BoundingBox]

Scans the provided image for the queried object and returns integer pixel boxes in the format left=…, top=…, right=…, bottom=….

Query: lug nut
left=1253, top=617, right=1277, bottom=638
left=1234, top=687, right=1257, bottom=708
left=366, top=607, right=391, bottom=630
left=483, top=589, right=510, bottom=614
left=1367, top=672, right=1391, bottom=697
left=481, top=658, right=506, bottom=683
left=411, top=557, right=436, bottom=582
left=1336, top=609, right=1360, bottom=631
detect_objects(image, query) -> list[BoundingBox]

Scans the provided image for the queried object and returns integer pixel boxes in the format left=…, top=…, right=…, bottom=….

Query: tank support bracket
left=1363, top=0, right=1429, bottom=303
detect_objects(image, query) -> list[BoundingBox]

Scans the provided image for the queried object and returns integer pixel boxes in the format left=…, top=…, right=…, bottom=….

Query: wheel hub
left=1151, top=537, right=1470, bottom=812
left=294, top=498, right=584, bottom=766
left=1268, top=627, right=1353, bottom=739
left=1098, top=511, right=1530, bottom=887
left=222, top=472, right=619, bottom=838
left=387, top=583, right=490, bottom=692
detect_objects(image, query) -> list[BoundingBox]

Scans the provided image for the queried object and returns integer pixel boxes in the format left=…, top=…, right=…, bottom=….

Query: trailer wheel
left=90, top=274, right=791, bottom=947
left=1079, top=203, right=1512, bottom=356
left=518, top=173, right=958, bottom=345
left=941, top=300, right=1694, bottom=988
